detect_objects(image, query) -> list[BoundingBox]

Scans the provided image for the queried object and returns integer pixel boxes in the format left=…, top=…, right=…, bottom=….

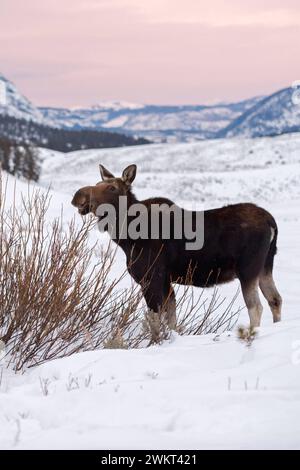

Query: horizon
left=0, top=71, right=289, bottom=109
left=1, top=1, right=299, bottom=107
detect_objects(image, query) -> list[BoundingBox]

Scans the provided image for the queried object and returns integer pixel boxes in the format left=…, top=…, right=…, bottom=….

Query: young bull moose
left=72, top=164, right=282, bottom=330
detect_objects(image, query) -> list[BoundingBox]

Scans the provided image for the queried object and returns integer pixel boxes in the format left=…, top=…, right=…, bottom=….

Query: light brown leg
left=144, top=309, right=161, bottom=343
left=241, top=278, right=263, bottom=328
left=163, top=286, right=177, bottom=330
left=259, top=272, right=282, bottom=323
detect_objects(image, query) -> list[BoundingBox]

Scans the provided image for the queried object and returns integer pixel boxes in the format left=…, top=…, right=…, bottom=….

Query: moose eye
left=108, top=185, right=116, bottom=192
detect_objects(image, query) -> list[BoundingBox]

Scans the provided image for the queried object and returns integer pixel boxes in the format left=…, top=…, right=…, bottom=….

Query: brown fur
left=72, top=164, right=282, bottom=328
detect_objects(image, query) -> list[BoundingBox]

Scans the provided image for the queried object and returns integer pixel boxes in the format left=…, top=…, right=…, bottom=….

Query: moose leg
left=259, top=272, right=282, bottom=323
left=142, top=281, right=167, bottom=343
left=163, top=285, right=177, bottom=330
left=240, top=278, right=263, bottom=328
left=142, top=279, right=177, bottom=342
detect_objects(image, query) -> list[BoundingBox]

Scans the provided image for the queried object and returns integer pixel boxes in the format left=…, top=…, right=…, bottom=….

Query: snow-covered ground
left=1, top=133, right=300, bottom=449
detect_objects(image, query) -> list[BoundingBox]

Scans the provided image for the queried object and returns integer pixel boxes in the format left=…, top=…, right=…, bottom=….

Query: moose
left=72, top=164, right=282, bottom=330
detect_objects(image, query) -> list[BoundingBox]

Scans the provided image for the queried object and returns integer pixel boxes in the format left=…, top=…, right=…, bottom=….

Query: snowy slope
left=0, top=73, right=263, bottom=143
left=0, top=74, right=52, bottom=125
left=1, top=134, right=300, bottom=449
left=0, top=73, right=262, bottom=143
left=220, top=88, right=300, bottom=139
left=2, top=72, right=300, bottom=143
left=40, top=132, right=300, bottom=205
left=40, top=98, right=262, bottom=143
left=1, top=319, right=300, bottom=450
left=0, top=76, right=150, bottom=149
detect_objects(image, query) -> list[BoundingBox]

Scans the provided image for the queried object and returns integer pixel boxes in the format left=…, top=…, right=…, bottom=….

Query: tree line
left=0, top=137, right=40, bottom=181
left=0, top=114, right=150, bottom=152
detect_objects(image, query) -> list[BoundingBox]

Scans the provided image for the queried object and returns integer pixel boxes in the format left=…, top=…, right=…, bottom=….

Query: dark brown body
left=72, top=164, right=282, bottom=329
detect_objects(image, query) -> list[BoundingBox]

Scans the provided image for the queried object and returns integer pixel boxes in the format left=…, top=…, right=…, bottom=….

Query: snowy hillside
left=0, top=74, right=51, bottom=125
left=0, top=73, right=262, bottom=142
left=2, top=73, right=300, bottom=143
left=1, top=320, right=300, bottom=450
left=40, top=132, right=300, bottom=205
left=0, top=75, right=149, bottom=150
left=220, top=88, right=300, bottom=139
left=1, top=133, right=300, bottom=449
left=40, top=98, right=262, bottom=143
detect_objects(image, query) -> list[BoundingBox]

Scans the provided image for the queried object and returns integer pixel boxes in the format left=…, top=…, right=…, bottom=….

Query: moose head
left=71, top=164, right=137, bottom=216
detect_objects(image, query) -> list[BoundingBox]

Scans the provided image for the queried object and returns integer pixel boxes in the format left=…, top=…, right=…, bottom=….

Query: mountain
left=1, top=73, right=300, bottom=145
left=40, top=98, right=262, bottom=143
left=0, top=74, right=150, bottom=150
left=0, top=73, right=52, bottom=125
left=218, top=88, right=300, bottom=138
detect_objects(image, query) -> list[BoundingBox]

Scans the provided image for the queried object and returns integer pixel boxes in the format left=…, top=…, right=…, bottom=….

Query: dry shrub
left=141, top=288, right=241, bottom=346
left=134, top=263, right=242, bottom=345
left=0, top=177, right=143, bottom=370
left=176, top=284, right=241, bottom=336
left=0, top=174, right=241, bottom=371
left=169, top=265, right=241, bottom=337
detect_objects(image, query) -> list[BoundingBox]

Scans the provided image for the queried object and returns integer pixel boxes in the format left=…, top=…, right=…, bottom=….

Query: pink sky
left=1, top=0, right=299, bottom=106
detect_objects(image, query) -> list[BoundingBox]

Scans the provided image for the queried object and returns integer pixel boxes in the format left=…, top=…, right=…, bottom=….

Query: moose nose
left=71, top=190, right=84, bottom=207
left=71, top=191, right=79, bottom=207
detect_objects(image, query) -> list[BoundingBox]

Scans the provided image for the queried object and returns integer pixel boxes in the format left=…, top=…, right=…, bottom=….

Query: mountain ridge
left=1, top=73, right=300, bottom=144
left=39, top=96, right=263, bottom=142
left=218, top=87, right=300, bottom=138
left=0, top=74, right=150, bottom=151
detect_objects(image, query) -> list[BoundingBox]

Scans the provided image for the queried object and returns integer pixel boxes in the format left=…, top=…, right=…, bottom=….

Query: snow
left=92, top=101, right=145, bottom=111
left=1, top=325, right=300, bottom=450
left=0, top=79, right=7, bottom=106
left=0, top=74, right=54, bottom=126
left=102, top=115, right=129, bottom=128
left=40, top=132, right=300, bottom=205
left=1, top=133, right=300, bottom=449
left=1, top=73, right=298, bottom=143
left=39, top=96, right=262, bottom=142
left=223, top=88, right=300, bottom=139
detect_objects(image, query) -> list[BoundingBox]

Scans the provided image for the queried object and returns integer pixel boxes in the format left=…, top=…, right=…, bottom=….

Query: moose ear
left=99, top=164, right=115, bottom=181
left=122, top=164, right=137, bottom=185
